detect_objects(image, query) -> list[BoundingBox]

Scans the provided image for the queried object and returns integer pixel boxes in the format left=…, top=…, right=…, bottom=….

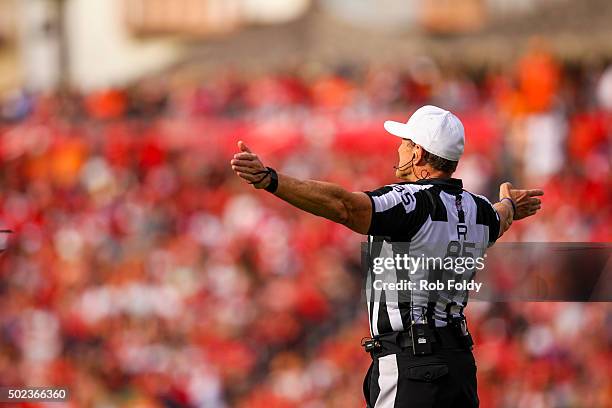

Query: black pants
left=363, top=347, right=479, bottom=408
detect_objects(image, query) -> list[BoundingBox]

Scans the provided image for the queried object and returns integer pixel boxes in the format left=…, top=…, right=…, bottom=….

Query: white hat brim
left=384, top=120, right=413, bottom=140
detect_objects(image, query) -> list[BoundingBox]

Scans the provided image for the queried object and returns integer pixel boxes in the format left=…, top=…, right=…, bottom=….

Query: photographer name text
left=372, top=279, right=482, bottom=292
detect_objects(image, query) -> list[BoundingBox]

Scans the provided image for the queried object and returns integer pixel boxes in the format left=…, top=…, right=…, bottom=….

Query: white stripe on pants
left=374, top=354, right=398, bottom=407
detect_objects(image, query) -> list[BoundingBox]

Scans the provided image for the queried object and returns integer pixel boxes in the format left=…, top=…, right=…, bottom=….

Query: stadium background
left=0, top=1, right=610, bottom=407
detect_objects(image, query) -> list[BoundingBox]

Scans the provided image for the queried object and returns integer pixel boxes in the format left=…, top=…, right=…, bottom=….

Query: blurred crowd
left=0, top=46, right=610, bottom=407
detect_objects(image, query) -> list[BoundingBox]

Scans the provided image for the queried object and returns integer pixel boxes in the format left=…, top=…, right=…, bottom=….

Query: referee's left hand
left=230, top=141, right=271, bottom=189
left=500, top=182, right=544, bottom=220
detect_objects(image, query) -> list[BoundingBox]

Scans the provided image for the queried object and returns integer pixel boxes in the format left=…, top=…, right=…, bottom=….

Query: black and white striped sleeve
left=365, top=184, right=428, bottom=238
left=470, top=193, right=501, bottom=246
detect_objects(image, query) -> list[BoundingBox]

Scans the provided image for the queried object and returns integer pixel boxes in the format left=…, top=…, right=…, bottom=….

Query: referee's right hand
left=230, top=141, right=272, bottom=189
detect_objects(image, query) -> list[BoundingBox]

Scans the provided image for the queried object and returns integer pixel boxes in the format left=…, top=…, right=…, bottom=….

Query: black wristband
left=264, top=167, right=278, bottom=193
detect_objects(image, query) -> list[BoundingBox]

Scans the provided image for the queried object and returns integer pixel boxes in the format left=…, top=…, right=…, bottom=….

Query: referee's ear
left=414, top=144, right=426, bottom=165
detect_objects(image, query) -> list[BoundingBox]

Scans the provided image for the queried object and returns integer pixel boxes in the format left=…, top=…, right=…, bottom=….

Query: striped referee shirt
left=364, top=178, right=500, bottom=337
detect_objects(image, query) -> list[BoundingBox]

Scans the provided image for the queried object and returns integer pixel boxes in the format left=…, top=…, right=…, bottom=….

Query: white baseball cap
left=383, top=105, right=465, bottom=161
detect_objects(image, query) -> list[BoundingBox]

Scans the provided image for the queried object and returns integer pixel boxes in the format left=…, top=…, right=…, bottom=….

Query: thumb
left=499, top=182, right=513, bottom=200
left=238, top=141, right=252, bottom=153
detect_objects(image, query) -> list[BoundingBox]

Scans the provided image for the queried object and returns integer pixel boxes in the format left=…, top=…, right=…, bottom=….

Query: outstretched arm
left=493, top=182, right=543, bottom=238
left=230, top=141, right=372, bottom=234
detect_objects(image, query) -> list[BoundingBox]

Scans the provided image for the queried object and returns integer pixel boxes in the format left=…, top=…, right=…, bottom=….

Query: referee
left=230, top=105, right=543, bottom=407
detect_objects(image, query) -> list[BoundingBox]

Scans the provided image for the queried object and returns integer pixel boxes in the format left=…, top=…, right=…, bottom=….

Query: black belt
left=362, top=326, right=469, bottom=358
